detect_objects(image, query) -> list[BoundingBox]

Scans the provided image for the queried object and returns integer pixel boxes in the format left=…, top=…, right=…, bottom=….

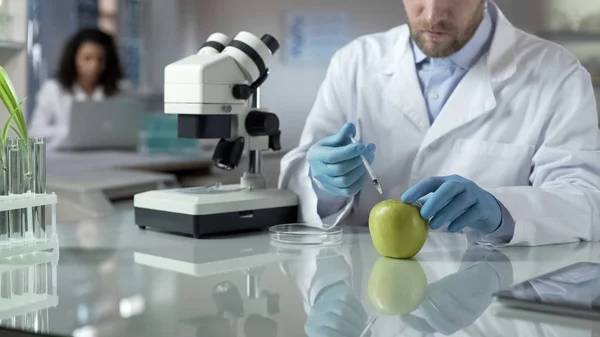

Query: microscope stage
left=134, top=185, right=299, bottom=238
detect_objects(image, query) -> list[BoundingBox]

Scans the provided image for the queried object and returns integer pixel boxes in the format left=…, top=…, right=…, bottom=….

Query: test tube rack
left=0, top=246, right=59, bottom=333
left=0, top=193, right=58, bottom=258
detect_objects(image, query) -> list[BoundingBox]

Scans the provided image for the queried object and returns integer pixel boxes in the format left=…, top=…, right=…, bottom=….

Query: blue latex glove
left=305, top=282, right=369, bottom=337
left=401, top=175, right=502, bottom=234
left=307, top=123, right=376, bottom=198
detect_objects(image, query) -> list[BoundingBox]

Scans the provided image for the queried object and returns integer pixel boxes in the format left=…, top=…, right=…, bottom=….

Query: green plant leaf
left=4, top=99, right=27, bottom=141
left=12, top=98, right=27, bottom=139
left=0, top=68, right=27, bottom=140
left=0, top=82, right=17, bottom=118
left=10, top=126, right=22, bottom=139
left=2, top=114, right=13, bottom=143
left=1, top=99, right=27, bottom=144
left=0, top=66, right=18, bottom=113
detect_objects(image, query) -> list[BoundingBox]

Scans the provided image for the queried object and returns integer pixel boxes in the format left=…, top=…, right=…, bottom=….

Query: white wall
left=141, top=0, right=182, bottom=94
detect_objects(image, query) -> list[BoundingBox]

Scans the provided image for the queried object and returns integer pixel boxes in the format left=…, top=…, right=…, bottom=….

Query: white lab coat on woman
left=278, top=3, right=600, bottom=247
left=29, top=79, right=130, bottom=151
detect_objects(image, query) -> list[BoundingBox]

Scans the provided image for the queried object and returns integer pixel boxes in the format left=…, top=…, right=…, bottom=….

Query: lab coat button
left=430, top=93, right=439, bottom=100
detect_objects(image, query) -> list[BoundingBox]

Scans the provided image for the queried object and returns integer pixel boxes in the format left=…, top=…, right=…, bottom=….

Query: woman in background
left=29, top=28, right=126, bottom=149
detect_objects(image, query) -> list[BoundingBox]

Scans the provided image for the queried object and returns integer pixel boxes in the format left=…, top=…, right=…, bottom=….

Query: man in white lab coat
left=279, top=0, right=600, bottom=247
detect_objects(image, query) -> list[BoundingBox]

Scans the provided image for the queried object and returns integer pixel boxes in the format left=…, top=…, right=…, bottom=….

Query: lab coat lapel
left=420, top=58, right=497, bottom=150
left=419, top=3, right=517, bottom=150
left=378, top=27, right=430, bottom=133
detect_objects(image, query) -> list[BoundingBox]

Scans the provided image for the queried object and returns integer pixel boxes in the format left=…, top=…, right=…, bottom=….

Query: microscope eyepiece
left=223, top=32, right=279, bottom=84
left=260, top=34, right=280, bottom=54
left=198, top=33, right=230, bottom=54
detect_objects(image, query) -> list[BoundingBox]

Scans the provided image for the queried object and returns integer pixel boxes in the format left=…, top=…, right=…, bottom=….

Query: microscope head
left=164, top=32, right=281, bottom=171
left=164, top=31, right=279, bottom=118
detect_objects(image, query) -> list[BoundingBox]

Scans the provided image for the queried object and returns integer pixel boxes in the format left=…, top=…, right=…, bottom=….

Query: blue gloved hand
left=305, top=282, right=369, bottom=337
left=307, top=123, right=376, bottom=198
left=401, top=175, right=502, bottom=234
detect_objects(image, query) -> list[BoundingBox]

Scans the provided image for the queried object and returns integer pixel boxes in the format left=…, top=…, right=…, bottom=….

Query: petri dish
left=269, top=224, right=343, bottom=245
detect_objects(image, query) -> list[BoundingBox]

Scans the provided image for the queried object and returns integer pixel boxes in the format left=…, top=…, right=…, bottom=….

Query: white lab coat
left=29, top=79, right=130, bottom=151
left=278, top=3, right=600, bottom=247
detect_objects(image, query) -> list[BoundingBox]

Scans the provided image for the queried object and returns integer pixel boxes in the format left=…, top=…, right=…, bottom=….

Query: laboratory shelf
left=537, top=31, right=600, bottom=42
left=0, top=40, right=24, bottom=62
left=0, top=40, right=24, bottom=50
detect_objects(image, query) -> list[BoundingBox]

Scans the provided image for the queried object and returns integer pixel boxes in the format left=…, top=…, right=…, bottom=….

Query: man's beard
left=408, top=3, right=485, bottom=58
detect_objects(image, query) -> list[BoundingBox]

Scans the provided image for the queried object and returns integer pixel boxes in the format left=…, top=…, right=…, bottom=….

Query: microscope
left=134, top=32, right=299, bottom=238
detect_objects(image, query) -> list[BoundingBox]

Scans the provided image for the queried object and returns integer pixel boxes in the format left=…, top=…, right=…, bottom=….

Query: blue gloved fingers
left=321, top=156, right=364, bottom=177
left=307, top=301, right=364, bottom=337
left=419, top=298, right=460, bottom=335
left=400, top=314, right=437, bottom=334
left=313, top=291, right=365, bottom=318
left=428, top=190, right=477, bottom=230
left=319, top=176, right=365, bottom=197
left=420, top=292, right=474, bottom=335
left=317, top=142, right=366, bottom=164
left=363, top=143, right=376, bottom=164
left=420, top=180, right=466, bottom=219
left=446, top=208, right=481, bottom=233
left=401, top=176, right=447, bottom=204
left=326, top=302, right=366, bottom=331
left=328, top=165, right=367, bottom=188
left=317, top=123, right=357, bottom=147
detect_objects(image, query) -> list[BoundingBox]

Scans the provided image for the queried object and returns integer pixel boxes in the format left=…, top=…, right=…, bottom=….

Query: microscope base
left=133, top=185, right=299, bottom=238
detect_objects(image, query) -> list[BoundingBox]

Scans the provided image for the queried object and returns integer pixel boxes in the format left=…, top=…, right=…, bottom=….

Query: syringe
left=350, top=136, right=383, bottom=195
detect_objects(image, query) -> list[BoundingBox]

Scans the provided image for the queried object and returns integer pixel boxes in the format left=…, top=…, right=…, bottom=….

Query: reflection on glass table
left=395, top=247, right=513, bottom=335
left=132, top=232, right=283, bottom=337
left=277, top=239, right=370, bottom=337
left=0, top=242, right=59, bottom=335
left=133, top=230, right=285, bottom=278
left=181, top=277, right=280, bottom=337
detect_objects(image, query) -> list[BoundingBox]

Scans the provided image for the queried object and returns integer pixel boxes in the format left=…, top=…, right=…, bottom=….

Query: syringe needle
left=350, top=136, right=383, bottom=195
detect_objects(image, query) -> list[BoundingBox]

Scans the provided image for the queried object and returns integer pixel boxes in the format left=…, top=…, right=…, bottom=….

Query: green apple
left=369, top=199, right=428, bottom=259
left=367, top=257, right=428, bottom=315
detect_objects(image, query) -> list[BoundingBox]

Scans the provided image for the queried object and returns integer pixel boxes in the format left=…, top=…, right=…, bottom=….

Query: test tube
left=11, top=267, right=24, bottom=297
left=34, top=261, right=47, bottom=294
left=0, top=210, right=7, bottom=245
left=47, top=262, right=54, bottom=296
left=24, top=262, right=31, bottom=294
left=32, top=137, right=46, bottom=241
left=41, top=308, right=49, bottom=333
left=26, top=312, right=35, bottom=332
left=12, top=315, right=24, bottom=330
left=0, top=163, right=8, bottom=245
left=0, top=270, right=10, bottom=300
left=7, top=138, right=24, bottom=243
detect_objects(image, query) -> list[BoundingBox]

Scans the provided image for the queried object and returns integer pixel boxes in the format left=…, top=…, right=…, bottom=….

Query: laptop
left=59, top=98, right=146, bottom=150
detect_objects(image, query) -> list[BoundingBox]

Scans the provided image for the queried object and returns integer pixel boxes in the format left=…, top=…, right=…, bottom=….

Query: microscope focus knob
left=232, top=84, right=252, bottom=100
left=269, top=131, right=282, bottom=151
left=245, top=111, right=280, bottom=137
